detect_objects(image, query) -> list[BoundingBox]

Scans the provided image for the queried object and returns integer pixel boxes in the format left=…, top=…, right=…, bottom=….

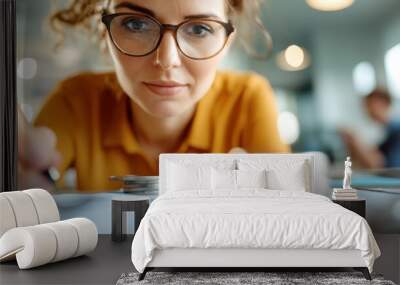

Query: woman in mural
left=18, top=0, right=289, bottom=192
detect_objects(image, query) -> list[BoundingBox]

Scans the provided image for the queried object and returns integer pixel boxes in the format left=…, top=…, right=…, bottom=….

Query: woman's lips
left=143, top=81, right=188, bottom=96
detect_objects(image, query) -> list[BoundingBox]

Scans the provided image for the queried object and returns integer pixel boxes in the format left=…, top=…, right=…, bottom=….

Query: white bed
left=131, top=153, right=380, bottom=281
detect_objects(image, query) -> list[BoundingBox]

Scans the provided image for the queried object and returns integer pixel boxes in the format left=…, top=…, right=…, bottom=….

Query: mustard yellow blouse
left=34, top=70, right=289, bottom=191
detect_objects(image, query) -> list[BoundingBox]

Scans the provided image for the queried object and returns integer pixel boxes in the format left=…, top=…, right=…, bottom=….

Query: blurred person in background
left=340, top=88, right=400, bottom=169
left=18, top=0, right=289, bottom=192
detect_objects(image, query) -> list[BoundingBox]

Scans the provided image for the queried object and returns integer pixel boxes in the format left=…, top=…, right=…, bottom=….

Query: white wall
left=383, top=15, right=400, bottom=51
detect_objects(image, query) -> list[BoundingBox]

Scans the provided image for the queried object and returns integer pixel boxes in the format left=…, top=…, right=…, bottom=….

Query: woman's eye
left=184, top=23, right=214, bottom=37
left=122, top=18, right=150, bottom=32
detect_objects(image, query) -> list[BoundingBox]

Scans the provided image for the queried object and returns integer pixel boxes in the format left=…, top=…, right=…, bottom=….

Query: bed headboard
left=159, top=152, right=330, bottom=197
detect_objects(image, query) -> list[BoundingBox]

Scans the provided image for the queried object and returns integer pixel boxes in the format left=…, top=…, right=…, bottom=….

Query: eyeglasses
left=101, top=12, right=235, bottom=60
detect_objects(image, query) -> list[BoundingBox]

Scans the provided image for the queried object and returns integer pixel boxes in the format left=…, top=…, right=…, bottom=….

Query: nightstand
left=112, top=196, right=150, bottom=242
left=332, top=199, right=366, bottom=218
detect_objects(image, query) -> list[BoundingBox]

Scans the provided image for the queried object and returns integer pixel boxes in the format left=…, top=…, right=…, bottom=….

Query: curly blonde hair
left=49, top=0, right=271, bottom=58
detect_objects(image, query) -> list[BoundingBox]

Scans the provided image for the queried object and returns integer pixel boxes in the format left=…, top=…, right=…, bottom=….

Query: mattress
left=131, top=190, right=380, bottom=273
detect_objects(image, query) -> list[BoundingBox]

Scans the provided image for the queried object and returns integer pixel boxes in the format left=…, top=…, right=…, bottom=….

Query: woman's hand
left=228, top=147, right=247, bottom=154
left=18, top=108, right=61, bottom=191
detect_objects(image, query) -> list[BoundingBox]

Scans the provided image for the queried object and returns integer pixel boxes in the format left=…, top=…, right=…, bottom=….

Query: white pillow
left=238, top=159, right=310, bottom=192
left=167, top=162, right=212, bottom=191
left=211, top=169, right=268, bottom=190
left=267, top=161, right=308, bottom=191
left=236, top=169, right=267, bottom=188
left=212, top=168, right=236, bottom=190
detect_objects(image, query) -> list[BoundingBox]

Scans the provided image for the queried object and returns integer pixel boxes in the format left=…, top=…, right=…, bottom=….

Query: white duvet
left=131, top=190, right=380, bottom=273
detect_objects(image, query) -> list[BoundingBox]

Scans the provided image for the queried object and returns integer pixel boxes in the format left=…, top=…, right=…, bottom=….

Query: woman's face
left=107, top=0, right=233, bottom=118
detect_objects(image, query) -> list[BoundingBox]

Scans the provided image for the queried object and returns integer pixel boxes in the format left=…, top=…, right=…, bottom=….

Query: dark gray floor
left=1, top=234, right=398, bottom=285
left=0, top=235, right=134, bottom=285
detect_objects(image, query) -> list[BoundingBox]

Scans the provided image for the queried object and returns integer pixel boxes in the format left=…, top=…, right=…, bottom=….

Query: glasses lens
left=177, top=20, right=227, bottom=59
left=110, top=14, right=160, bottom=56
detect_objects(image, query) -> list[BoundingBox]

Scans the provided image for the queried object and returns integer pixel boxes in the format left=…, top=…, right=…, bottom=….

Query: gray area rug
left=116, top=272, right=396, bottom=285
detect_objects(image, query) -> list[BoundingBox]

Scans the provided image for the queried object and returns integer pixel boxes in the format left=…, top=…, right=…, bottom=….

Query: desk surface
left=330, top=174, right=400, bottom=189
left=0, top=235, right=134, bottom=285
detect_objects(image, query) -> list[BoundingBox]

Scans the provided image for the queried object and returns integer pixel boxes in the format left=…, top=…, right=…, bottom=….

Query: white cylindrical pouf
left=1, top=192, right=39, bottom=227
left=65, top=218, right=98, bottom=257
left=43, top=221, right=79, bottom=262
left=23, top=189, right=60, bottom=224
left=0, top=226, right=57, bottom=269
left=0, top=195, right=17, bottom=237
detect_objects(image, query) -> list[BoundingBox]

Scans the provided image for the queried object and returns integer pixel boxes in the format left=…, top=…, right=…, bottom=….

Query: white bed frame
left=148, top=248, right=364, bottom=267
left=139, top=153, right=371, bottom=281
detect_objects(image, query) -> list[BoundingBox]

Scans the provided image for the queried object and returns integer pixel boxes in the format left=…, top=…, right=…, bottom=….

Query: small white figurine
left=343, top=156, right=352, bottom=190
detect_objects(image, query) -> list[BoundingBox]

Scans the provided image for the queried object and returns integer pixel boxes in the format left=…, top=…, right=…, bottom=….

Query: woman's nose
left=153, top=32, right=182, bottom=69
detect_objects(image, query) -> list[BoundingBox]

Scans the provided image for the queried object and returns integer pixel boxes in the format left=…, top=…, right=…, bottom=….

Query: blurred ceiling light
left=385, top=43, right=400, bottom=99
left=17, top=58, right=38, bottom=80
left=278, top=111, right=300, bottom=145
left=353, top=62, right=376, bottom=96
left=306, top=0, right=354, bottom=11
left=276, top=45, right=311, bottom=71
left=285, top=45, right=304, bottom=68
